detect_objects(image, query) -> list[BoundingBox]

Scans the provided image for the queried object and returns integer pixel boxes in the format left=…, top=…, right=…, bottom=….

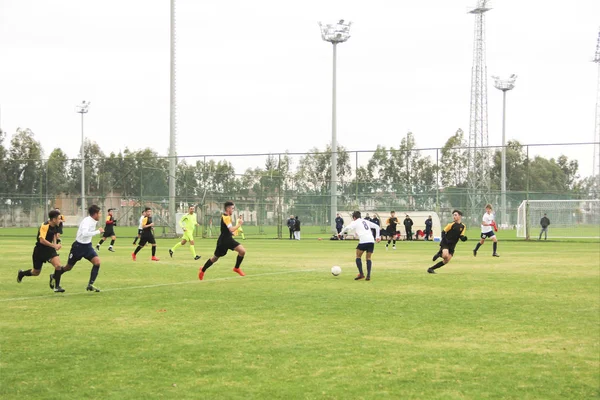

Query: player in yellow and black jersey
left=132, top=207, right=159, bottom=261
left=427, top=209, right=468, bottom=274
left=199, top=201, right=246, bottom=280
left=17, top=210, right=66, bottom=291
left=54, top=207, right=65, bottom=243
left=96, top=208, right=117, bottom=252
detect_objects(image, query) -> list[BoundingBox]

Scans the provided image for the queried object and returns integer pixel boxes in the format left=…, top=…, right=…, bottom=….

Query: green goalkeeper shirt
left=180, top=213, right=197, bottom=232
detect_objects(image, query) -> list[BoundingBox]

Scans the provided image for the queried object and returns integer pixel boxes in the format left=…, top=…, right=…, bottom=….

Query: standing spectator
left=287, top=215, right=295, bottom=240
left=335, top=213, right=344, bottom=235
left=404, top=214, right=414, bottom=241
left=364, top=213, right=372, bottom=222
left=293, top=216, right=301, bottom=240
left=539, top=213, right=550, bottom=240
left=371, top=213, right=380, bottom=240
left=424, top=215, right=433, bottom=241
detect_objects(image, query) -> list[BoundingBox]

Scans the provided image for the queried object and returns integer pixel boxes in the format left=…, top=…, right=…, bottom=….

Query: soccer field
left=1, top=233, right=599, bottom=399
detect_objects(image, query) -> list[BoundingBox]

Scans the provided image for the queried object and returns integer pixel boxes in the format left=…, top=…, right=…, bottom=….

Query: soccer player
left=233, top=213, right=246, bottom=240
left=49, top=204, right=105, bottom=292
left=96, top=208, right=117, bottom=252
left=133, top=209, right=146, bottom=245
left=473, top=204, right=499, bottom=257
left=132, top=207, right=159, bottom=261
left=428, top=209, right=468, bottom=274
left=338, top=211, right=381, bottom=281
left=17, top=210, right=66, bottom=292
left=198, top=201, right=246, bottom=280
left=385, top=211, right=399, bottom=250
left=169, top=205, right=201, bottom=260
left=55, top=207, right=65, bottom=243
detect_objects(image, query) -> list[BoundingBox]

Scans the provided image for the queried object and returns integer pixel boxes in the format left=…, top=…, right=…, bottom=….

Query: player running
left=428, top=210, right=468, bottom=274
left=385, top=211, right=399, bottom=250
left=49, top=205, right=105, bottom=292
left=132, top=207, right=159, bottom=261
left=133, top=209, right=146, bottom=245
left=338, top=211, right=381, bottom=281
left=199, top=201, right=246, bottom=280
left=17, top=210, right=65, bottom=291
left=96, top=208, right=117, bottom=252
left=473, top=204, right=499, bottom=257
left=169, top=205, right=201, bottom=260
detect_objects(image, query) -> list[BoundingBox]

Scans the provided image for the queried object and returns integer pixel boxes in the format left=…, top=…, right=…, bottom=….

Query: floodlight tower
left=75, top=100, right=90, bottom=218
left=492, top=74, right=517, bottom=227
left=593, top=28, right=600, bottom=198
left=169, top=0, right=177, bottom=229
left=467, top=0, right=491, bottom=220
left=319, top=19, right=352, bottom=232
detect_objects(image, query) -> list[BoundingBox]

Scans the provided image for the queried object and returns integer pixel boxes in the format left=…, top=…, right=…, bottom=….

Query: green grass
left=1, top=230, right=599, bottom=399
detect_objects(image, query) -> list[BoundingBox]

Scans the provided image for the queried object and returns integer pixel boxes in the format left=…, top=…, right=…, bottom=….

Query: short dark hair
left=88, top=205, right=101, bottom=216
left=391, top=211, right=396, bottom=214
left=224, top=201, right=234, bottom=210
left=108, top=208, right=114, bottom=212
left=144, top=207, right=151, bottom=212
left=352, top=211, right=361, bottom=219
left=48, top=210, right=60, bottom=220
left=452, top=209, right=463, bottom=216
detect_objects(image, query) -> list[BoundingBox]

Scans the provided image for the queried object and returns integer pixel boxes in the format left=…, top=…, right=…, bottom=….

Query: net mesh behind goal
left=517, top=200, right=600, bottom=239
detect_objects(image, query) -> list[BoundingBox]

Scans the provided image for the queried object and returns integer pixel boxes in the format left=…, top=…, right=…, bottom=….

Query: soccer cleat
left=233, top=268, right=245, bottom=277
left=385, top=245, right=388, bottom=251
left=393, top=246, right=396, bottom=250
left=49, top=273, right=55, bottom=289
left=151, top=256, right=160, bottom=261
left=54, top=286, right=65, bottom=293
left=86, top=284, right=100, bottom=292
left=108, top=247, right=115, bottom=252
left=132, top=241, right=136, bottom=245
left=169, top=249, right=174, bottom=258
left=354, top=274, right=365, bottom=281
left=427, top=268, right=436, bottom=274
left=194, top=255, right=201, bottom=261
left=366, top=276, right=371, bottom=281
left=198, top=270, right=205, bottom=280
left=473, top=250, right=477, bottom=257
left=17, top=269, right=24, bottom=283
left=96, top=244, right=100, bottom=251
left=132, top=252, right=137, bottom=261
left=493, top=253, right=500, bottom=257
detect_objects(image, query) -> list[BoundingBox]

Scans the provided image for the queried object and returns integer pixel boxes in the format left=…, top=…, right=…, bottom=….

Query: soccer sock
left=493, top=242, right=497, bottom=253
left=474, top=242, right=482, bottom=252
left=172, top=242, right=182, bottom=252
left=355, top=258, right=364, bottom=276
left=241, top=233, right=245, bottom=240
left=110, top=239, right=115, bottom=246
left=366, top=260, right=372, bottom=277
left=190, top=245, right=197, bottom=258
left=202, top=259, right=214, bottom=272
left=393, top=240, right=396, bottom=245
left=54, top=268, right=64, bottom=286
left=134, top=246, right=142, bottom=255
left=431, top=261, right=445, bottom=270
left=23, top=269, right=33, bottom=277
left=133, top=237, right=138, bottom=244
left=234, top=255, right=244, bottom=269
left=98, top=239, right=105, bottom=246
left=89, top=264, right=100, bottom=285
left=387, top=240, right=390, bottom=246
left=152, top=246, right=156, bottom=256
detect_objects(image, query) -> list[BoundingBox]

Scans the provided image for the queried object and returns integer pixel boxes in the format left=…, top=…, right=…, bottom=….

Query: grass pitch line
left=1, top=268, right=318, bottom=303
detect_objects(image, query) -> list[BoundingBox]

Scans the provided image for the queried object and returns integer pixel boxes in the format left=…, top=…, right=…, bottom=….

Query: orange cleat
left=198, top=270, right=205, bottom=280
left=151, top=256, right=160, bottom=261
left=233, top=268, right=245, bottom=277
left=132, top=252, right=136, bottom=261
left=354, top=274, right=365, bottom=281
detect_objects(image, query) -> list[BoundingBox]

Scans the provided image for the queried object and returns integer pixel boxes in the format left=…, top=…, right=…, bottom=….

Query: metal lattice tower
left=467, top=0, right=491, bottom=218
left=169, top=0, right=177, bottom=229
left=593, top=28, right=600, bottom=198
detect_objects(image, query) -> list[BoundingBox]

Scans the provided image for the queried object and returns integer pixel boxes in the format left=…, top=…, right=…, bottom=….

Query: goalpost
left=517, top=199, right=600, bottom=239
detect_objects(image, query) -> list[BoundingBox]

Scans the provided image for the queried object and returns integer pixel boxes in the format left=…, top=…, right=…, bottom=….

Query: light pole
left=319, top=19, right=351, bottom=232
left=75, top=100, right=90, bottom=218
left=492, top=75, right=516, bottom=228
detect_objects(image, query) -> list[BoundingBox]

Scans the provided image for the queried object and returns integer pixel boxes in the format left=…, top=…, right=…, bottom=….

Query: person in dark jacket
left=335, top=213, right=344, bottom=235
left=539, top=213, right=550, bottom=240
left=287, top=215, right=295, bottom=240
left=424, top=215, right=433, bottom=241
left=371, top=214, right=380, bottom=240
left=404, top=214, right=414, bottom=241
left=293, top=216, right=301, bottom=240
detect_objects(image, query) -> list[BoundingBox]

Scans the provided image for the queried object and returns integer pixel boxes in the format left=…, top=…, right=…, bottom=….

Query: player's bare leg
left=429, top=249, right=452, bottom=274
left=199, top=255, right=220, bottom=280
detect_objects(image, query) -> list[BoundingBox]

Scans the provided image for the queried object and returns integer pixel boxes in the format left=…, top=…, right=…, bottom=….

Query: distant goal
left=516, top=199, right=600, bottom=239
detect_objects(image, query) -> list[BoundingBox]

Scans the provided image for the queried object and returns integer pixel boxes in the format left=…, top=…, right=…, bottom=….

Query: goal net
left=516, top=199, right=600, bottom=239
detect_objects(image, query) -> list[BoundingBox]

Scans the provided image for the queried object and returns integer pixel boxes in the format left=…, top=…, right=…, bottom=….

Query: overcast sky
left=1, top=0, right=599, bottom=176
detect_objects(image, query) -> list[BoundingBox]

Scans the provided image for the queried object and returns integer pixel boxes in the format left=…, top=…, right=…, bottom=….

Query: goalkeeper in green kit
left=169, top=205, right=201, bottom=261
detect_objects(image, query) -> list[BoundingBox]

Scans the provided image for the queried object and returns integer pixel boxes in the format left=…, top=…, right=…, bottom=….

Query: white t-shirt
left=341, top=218, right=381, bottom=244
left=481, top=212, right=494, bottom=233
left=76, top=216, right=101, bottom=244
left=138, top=215, right=145, bottom=230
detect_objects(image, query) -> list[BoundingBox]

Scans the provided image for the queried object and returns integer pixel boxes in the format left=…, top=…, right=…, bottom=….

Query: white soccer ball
left=331, top=266, right=342, bottom=276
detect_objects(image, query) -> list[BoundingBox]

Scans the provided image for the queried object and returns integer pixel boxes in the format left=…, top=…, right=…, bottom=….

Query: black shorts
left=57, top=224, right=64, bottom=235
left=67, top=242, right=98, bottom=267
left=137, top=229, right=143, bottom=235
left=139, top=234, right=156, bottom=246
left=480, top=231, right=496, bottom=239
left=440, top=243, right=457, bottom=256
left=356, top=242, right=375, bottom=253
left=32, top=246, right=59, bottom=270
left=103, top=228, right=115, bottom=238
left=214, top=238, right=240, bottom=258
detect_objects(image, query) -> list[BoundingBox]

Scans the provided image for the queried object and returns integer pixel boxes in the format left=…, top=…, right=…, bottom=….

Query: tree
left=6, top=128, right=43, bottom=213
left=46, top=148, right=69, bottom=197
left=439, top=129, right=468, bottom=188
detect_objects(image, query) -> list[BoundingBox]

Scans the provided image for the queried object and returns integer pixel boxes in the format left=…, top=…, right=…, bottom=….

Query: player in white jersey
left=132, top=210, right=147, bottom=245
left=473, top=204, right=499, bottom=257
left=339, top=211, right=381, bottom=281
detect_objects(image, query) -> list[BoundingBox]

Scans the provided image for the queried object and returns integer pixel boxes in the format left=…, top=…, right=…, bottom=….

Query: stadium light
left=75, top=100, right=90, bottom=218
left=492, top=75, right=517, bottom=228
left=319, top=19, right=352, bottom=232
